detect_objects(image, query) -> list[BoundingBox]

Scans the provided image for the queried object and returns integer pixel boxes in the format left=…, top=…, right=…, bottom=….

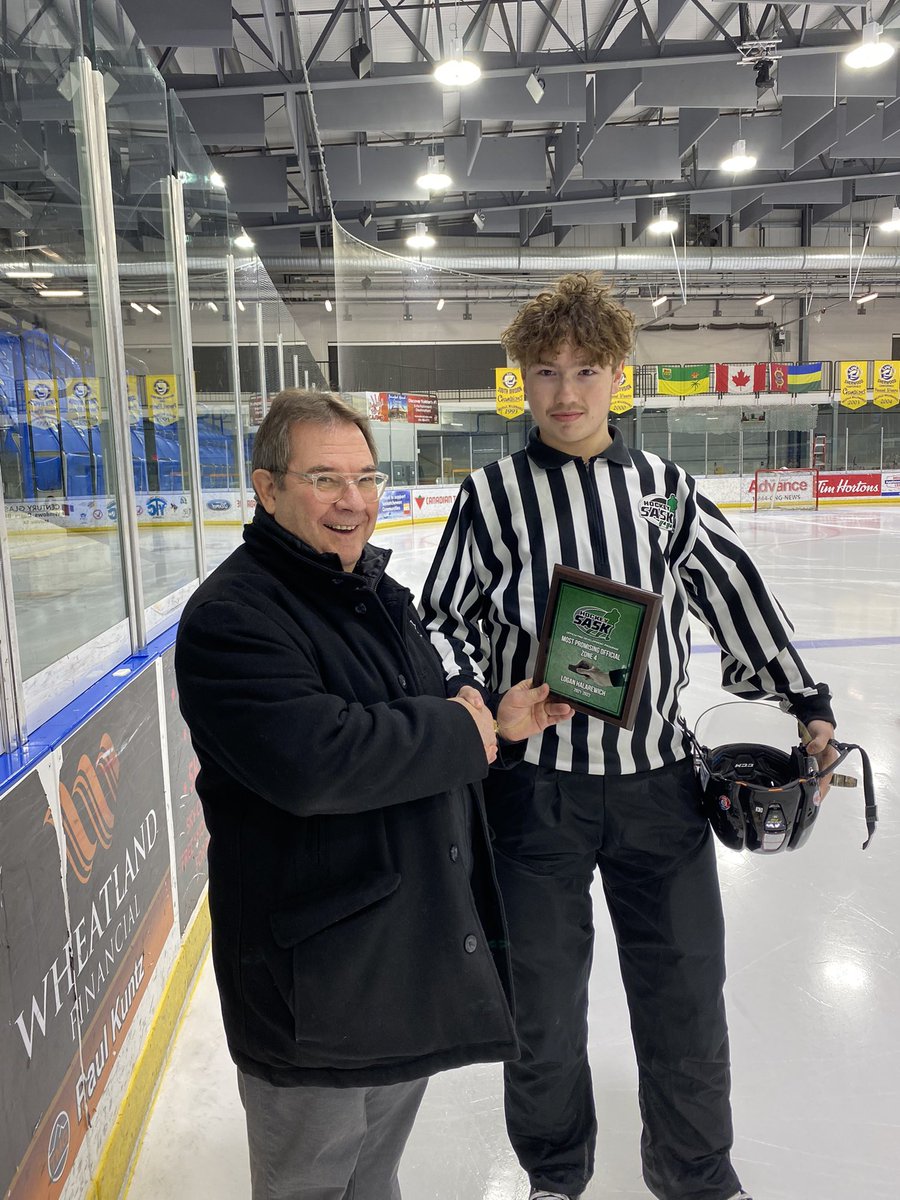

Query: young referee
left=420, top=274, right=839, bottom=1200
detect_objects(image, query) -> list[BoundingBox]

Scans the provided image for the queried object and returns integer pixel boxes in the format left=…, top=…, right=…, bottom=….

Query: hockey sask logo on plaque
left=572, top=606, right=620, bottom=639
left=639, top=494, right=678, bottom=532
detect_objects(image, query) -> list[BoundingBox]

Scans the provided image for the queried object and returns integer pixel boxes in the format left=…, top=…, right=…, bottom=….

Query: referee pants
left=484, top=757, right=743, bottom=1200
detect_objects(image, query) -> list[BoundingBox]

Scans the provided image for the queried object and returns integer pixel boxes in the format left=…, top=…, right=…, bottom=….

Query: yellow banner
left=839, top=360, right=867, bottom=409
left=873, top=360, right=900, bottom=409
left=64, top=377, right=102, bottom=427
left=610, top=365, right=634, bottom=414
left=147, top=374, right=178, bottom=425
left=495, top=367, right=525, bottom=420
left=25, top=379, right=60, bottom=429
left=126, top=374, right=141, bottom=424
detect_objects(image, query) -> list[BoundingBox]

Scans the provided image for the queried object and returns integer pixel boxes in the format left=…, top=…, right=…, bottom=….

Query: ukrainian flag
left=788, top=362, right=823, bottom=393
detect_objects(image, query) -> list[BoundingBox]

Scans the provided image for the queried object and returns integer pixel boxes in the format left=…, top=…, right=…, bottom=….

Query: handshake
left=448, top=679, right=574, bottom=763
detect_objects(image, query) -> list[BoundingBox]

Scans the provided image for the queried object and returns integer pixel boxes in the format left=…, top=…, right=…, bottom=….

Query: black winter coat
left=174, top=509, right=517, bottom=1087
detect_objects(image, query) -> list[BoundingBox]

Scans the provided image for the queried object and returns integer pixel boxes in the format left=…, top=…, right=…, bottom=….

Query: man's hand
left=804, top=720, right=839, bottom=801
left=448, top=692, right=498, bottom=763
left=496, top=679, right=574, bottom=743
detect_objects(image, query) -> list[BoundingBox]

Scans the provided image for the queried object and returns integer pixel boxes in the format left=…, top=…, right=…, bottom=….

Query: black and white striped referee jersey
left=420, top=426, right=835, bottom=777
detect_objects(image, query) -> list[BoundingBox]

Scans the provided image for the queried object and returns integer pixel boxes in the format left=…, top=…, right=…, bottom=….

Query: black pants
left=485, top=757, right=743, bottom=1200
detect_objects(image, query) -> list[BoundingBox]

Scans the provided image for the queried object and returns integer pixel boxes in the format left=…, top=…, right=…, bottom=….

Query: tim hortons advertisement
left=817, top=472, right=882, bottom=500
left=0, top=669, right=174, bottom=1200
left=162, top=648, right=208, bottom=933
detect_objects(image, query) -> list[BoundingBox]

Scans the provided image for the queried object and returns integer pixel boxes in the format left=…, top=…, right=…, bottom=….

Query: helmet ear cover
left=701, top=742, right=820, bottom=854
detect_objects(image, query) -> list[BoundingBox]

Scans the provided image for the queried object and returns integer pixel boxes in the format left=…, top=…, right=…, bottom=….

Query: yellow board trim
left=87, top=897, right=211, bottom=1200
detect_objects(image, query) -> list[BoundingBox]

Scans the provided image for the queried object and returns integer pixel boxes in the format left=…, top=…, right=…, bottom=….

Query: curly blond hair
left=501, top=273, right=635, bottom=369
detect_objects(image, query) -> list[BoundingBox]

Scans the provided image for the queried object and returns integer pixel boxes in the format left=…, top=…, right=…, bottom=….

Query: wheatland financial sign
left=0, top=668, right=174, bottom=1199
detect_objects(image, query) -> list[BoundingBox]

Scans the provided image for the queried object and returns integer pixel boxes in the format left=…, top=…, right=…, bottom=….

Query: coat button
left=464, top=934, right=478, bottom=954
left=354, top=602, right=367, bottom=614
left=398, top=673, right=408, bottom=689
left=449, top=844, right=459, bottom=862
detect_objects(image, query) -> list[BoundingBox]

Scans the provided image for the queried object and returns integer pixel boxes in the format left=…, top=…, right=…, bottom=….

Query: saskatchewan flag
left=787, top=362, right=823, bottom=393
left=657, top=364, right=711, bottom=395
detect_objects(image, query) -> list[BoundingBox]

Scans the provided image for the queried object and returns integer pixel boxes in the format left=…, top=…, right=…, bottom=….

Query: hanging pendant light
left=433, top=34, right=481, bottom=86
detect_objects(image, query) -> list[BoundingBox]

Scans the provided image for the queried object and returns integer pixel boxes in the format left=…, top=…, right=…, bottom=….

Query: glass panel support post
left=77, top=59, right=146, bottom=648
left=226, top=255, right=249, bottom=521
left=165, top=173, right=207, bottom=582
left=0, top=463, right=26, bottom=750
left=256, top=303, right=268, bottom=418
left=277, top=333, right=285, bottom=392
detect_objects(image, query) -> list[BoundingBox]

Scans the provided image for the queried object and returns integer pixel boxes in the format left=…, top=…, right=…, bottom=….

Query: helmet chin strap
left=799, top=725, right=878, bottom=850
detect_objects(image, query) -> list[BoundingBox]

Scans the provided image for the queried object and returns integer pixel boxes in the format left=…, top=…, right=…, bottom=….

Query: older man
left=175, top=389, right=569, bottom=1200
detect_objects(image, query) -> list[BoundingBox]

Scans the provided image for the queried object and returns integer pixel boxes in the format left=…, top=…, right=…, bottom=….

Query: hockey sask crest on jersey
left=639, top=494, right=678, bottom=532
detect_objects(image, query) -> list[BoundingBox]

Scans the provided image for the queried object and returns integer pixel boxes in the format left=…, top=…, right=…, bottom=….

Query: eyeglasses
left=282, top=469, right=389, bottom=500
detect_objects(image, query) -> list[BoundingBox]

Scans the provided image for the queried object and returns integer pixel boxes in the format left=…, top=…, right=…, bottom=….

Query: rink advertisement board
left=378, top=487, right=412, bottom=523
left=0, top=670, right=174, bottom=1200
left=162, top=647, right=209, bottom=933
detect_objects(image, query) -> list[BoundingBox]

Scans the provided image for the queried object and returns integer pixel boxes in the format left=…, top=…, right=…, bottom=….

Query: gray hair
left=250, top=389, right=378, bottom=494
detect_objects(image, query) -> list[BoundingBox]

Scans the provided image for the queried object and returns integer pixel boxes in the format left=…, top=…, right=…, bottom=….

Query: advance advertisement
left=0, top=669, right=174, bottom=1200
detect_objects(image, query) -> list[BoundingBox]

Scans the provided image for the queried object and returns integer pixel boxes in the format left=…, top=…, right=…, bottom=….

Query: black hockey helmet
left=683, top=707, right=877, bottom=854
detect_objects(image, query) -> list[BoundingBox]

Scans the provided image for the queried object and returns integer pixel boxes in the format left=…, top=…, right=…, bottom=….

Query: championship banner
left=839, top=361, right=868, bottom=409
left=873, top=361, right=900, bottom=409
left=146, top=375, right=178, bottom=425
left=610, top=365, right=634, bottom=414
left=495, top=367, right=525, bottom=419
left=64, top=378, right=102, bottom=428
left=25, top=379, right=60, bottom=429
left=126, top=375, right=141, bottom=425
left=0, top=670, right=173, bottom=1200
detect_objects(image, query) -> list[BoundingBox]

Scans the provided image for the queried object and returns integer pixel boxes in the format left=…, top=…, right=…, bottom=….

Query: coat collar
left=244, top=507, right=392, bottom=588
left=525, top=423, right=634, bottom=471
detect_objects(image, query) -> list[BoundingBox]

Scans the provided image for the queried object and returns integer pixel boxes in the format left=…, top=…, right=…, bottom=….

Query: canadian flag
left=714, top=364, right=769, bottom=393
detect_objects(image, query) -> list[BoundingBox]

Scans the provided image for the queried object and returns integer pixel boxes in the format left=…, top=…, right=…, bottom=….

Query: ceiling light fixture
left=130, top=301, right=143, bottom=312
left=436, top=297, right=445, bottom=311
left=39, top=289, right=83, bottom=298
left=209, top=171, right=225, bottom=189
left=651, top=295, right=669, bottom=308
left=433, top=34, right=481, bottom=87
left=416, top=155, right=453, bottom=191
left=878, top=204, right=900, bottom=230
left=472, top=210, right=486, bottom=231
left=146, top=303, right=161, bottom=315
left=720, top=138, right=757, bottom=172
left=234, top=231, right=255, bottom=250
left=5, top=268, right=53, bottom=279
left=207, top=301, right=219, bottom=312
left=324, top=298, right=333, bottom=312
left=845, top=19, right=895, bottom=68
left=406, top=221, right=436, bottom=249
left=756, top=293, right=775, bottom=306
left=648, top=206, right=678, bottom=235
left=856, top=291, right=879, bottom=303
left=237, top=299, right=245, bottom=312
